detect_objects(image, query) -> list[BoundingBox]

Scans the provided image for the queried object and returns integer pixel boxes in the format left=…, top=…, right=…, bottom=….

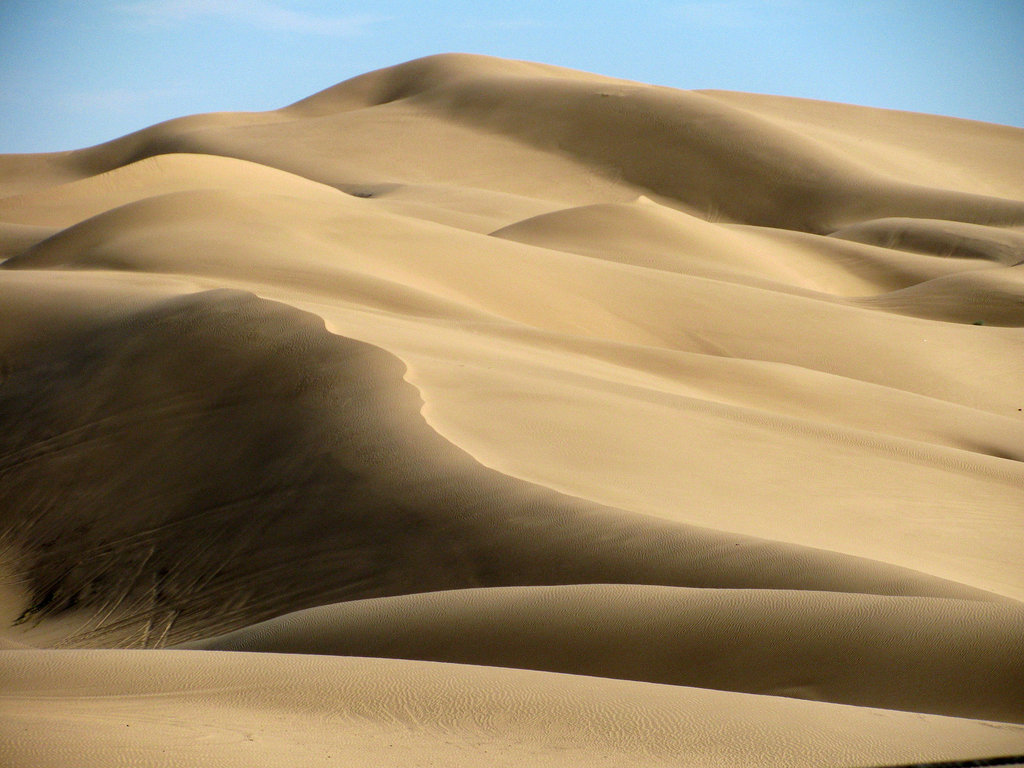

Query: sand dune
left=184, top=583, right=1024, bottom=723
left=830, top=217, right=1024, bottom=264
left=1, top=53, right=1023, bottom=765
left=4, top=288, right=992, bottom=650
left=0, top=153, right=346, bottom=228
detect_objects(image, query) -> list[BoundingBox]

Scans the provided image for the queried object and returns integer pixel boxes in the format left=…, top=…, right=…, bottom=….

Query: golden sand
left=1, top=54, right=1023, bottom=766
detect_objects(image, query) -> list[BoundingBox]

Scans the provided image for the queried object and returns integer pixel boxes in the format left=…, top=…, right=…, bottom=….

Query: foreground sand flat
left=5, top=650, right=1024, bottom=768
left=1, top=54, right=1023, bottom=765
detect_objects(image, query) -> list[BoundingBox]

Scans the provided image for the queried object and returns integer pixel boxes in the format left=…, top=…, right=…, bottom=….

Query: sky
left=1, top=0, right=1023, bottom=154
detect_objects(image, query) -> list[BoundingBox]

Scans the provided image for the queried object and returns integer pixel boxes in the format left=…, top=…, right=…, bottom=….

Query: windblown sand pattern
left=1, top=54, right=1023, bottom=766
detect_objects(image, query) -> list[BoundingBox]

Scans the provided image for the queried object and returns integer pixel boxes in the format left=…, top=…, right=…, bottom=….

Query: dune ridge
left=1, top=53, right=1023, bottom=766
left=183, top=583, right=1024, bottom=723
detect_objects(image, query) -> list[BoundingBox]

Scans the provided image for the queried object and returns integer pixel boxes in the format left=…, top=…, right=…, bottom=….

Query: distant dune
left=1, top=54, right=1023, bottom=766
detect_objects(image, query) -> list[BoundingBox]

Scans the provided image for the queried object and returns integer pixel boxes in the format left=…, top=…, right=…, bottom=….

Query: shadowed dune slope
left=830, top=217, right=1024, bottom=264
left=0, top=289, right=989, bottom=650
left=2, top=53, right=1024, bottom=766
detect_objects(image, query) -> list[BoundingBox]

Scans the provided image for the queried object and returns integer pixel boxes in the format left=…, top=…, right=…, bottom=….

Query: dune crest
left=2, top=54, right=1023, bottom=766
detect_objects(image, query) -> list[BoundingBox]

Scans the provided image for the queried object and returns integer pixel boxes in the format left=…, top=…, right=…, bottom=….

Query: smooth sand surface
left=1, top=54, right=1023, bottom=765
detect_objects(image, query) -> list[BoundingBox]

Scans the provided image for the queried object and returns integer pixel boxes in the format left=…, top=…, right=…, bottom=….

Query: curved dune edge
left=0, top=152, right=348, bottom=228
left=1, top=287, right=998, bottom=650
left=3, top=649, right=1024, bottom=768
left=182, top=584, right=1024, bottom=723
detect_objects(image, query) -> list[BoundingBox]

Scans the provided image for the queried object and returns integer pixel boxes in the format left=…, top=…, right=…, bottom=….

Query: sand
left=1, top=53, right=1022, bottom=766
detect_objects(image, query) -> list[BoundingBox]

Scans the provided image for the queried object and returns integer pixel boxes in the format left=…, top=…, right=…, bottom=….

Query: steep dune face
left=1, top=53, right=1023, bottom=766
left=3, top=289, right=984, bottom=650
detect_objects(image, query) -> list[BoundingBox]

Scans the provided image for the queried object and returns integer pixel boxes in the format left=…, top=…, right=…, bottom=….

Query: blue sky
left=2, top=1, right=1022, bottom=154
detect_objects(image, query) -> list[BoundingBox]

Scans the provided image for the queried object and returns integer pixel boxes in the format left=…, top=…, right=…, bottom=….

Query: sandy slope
left=184, top=584, right=1024, bottom=723
left=1, top=54, right=1023, bottom=765
left=5, top=650, right=1024, bottom=768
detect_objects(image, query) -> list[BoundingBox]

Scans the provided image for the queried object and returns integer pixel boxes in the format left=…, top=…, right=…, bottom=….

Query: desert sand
left=1, top=53, right=1023, bottom=766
